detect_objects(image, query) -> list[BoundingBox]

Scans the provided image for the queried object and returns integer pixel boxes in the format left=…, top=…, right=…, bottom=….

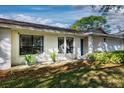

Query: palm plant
left=50, top=51, right=57, bottom=62
left=25, top=54, right=34, bottom=65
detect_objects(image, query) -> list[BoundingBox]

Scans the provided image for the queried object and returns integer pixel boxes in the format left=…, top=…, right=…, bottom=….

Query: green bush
left=85, top=51, right=124, bottom=64
left=50, top=51, right=57, bottom=62
left=25, top=54, right=34, bottom=65
left=110, top=51, right=124, bottom=64
left=85, top=53, right=95, bottom=62
left=95, top=52, right=111, bottom=64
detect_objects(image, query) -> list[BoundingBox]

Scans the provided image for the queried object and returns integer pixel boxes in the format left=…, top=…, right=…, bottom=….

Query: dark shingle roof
left=0, top=18, right=81, bottom=33
left=114, top=31, right=124, bottom=35
left=0, top=18, right=108, bottom=35
left=80, top=28, right=108, bottom=34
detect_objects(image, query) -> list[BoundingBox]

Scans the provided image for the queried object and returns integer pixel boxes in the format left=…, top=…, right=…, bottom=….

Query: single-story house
left=0, top=18, right=124, bottom=70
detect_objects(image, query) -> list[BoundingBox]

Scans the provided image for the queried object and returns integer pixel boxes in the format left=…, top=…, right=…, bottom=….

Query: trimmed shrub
left=110, top=51, right=124, bottom=64
left=95, top=52, right=110, bottom=64
left=85, top=51, right=124, bottom=64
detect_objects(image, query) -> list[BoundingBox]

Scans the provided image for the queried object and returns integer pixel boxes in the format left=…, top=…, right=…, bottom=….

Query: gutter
left=83, top=32, right=124, bottom=39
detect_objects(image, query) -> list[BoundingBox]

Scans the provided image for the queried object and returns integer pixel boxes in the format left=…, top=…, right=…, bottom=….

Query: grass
left=1, top=64, right=124, bottom=88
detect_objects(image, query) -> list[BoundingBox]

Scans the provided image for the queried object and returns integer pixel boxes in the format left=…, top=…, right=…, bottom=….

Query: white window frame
left=58, top=36, right=75, bottom=54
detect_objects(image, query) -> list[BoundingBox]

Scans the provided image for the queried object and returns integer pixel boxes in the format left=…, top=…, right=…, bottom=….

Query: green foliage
left=25, top=54, right=34, bottom=65
left=71, top=16, right=110, bottom=33
left=97, top=5, right=123, bottom=14
left=95, top=52, right=111, bottom=64
left=92, top=5, right=124, bottom=32
left=110, top=51, right=124, bottom=64
left=85, top=51, right=124, bottom=64
left=50, top=51, right=57, bottom=62
left=85, top=53, right=95, bottom=62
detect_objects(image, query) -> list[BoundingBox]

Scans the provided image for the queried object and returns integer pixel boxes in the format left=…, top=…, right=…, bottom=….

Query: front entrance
left=80, top=39, right=84, bottom=55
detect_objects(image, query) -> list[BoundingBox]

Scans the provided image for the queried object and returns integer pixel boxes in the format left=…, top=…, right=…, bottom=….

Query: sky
left=0, top=5, right=124, bottom=33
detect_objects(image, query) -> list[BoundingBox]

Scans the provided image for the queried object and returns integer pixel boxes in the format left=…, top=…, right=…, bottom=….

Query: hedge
left=85, top=51, right=124, bottom=64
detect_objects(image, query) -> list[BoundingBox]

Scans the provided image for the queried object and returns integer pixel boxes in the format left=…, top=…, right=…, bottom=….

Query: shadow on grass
left=1, top=65, right=124, bottom=88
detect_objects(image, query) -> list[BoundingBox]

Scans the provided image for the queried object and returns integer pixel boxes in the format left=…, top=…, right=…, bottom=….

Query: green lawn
left=1, top=65, right=124, bottom=88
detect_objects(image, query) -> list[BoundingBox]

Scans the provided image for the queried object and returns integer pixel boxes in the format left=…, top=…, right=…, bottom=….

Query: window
left=58, top=37, right=74, bottom=54
left=58, top=37, right=64, bottom=53
left=20, top=35, right=44, bottom=55
left=66, top=37, right=74, bottom=53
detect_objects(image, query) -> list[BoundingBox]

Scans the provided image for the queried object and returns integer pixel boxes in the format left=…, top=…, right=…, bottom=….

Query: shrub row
left=85, top=51, right=124, bottom=64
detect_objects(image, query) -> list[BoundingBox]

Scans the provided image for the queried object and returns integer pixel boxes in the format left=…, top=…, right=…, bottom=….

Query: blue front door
left=80, top=39, right=84, bottom=55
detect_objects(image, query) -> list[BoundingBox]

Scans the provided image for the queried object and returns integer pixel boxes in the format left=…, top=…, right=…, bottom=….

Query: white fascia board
left=84, top=32, right=124, bottom=39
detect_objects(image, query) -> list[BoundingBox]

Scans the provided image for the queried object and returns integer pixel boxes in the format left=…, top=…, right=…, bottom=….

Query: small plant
left=25, top=54, right=34, bottom=65
left=50, top=51, right=57, bottom=62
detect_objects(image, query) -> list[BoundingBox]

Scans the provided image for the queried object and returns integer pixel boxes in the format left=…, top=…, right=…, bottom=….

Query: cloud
left=0, top=14, right=69, bottom=28
left=48, top=8, right=100, bottom=25
left=1, top=5, right=124, bottom=33
left=106, top=12, right=124, bottom=33
left=0, top=14, right=9, bottom=19
left=13, top=14, right=53, bottom=24
left=51, top=23, right=69, bottom=28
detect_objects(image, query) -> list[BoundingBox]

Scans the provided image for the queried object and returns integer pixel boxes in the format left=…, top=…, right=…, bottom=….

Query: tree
left=71, top=16, right=110, bottom=33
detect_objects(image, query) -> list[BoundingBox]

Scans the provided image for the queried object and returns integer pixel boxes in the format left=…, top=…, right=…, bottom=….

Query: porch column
left=88, top=35, right=94, bottom=53
left=122, top=35, right=124, bottom=50
left=123, top=38, right=124, bottom=50
left=64, top=37, right=66, bottom=54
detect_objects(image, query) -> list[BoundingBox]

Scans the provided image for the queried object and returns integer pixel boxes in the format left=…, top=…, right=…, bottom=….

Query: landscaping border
left=0, top=60, right=123, bottom=81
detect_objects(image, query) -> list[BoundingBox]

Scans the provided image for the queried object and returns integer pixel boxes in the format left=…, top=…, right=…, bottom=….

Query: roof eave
left=84, top=32, right=124, bottom=38
left=0, top=23, right=85, bottom=36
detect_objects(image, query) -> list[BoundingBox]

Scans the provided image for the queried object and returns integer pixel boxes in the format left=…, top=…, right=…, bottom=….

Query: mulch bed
left=0, top=60, right=123, bottom=81
left=97, top=64, right=123, bottom=69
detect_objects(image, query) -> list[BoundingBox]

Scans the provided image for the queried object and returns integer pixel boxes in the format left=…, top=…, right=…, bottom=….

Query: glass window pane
left=20, top=35, right=33, bottom=55
left=66, top=37, right=74, bottom=53
left=58, top=37, right=64, bottom=53
left=20, top=35, right=32, bottom=47
left=20, top=35, right=44, bottom=55
left=33, top=36, right=42, bottom=46
left=33, top=36, right=44, bottom=53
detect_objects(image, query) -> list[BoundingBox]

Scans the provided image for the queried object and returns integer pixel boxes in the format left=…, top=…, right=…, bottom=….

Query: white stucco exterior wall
left=0, top=28, right=11, bottom=70
left=11, top=31, right=20, bottom=65
left=11, top=29, right=82, bottom=65
left=1, top=24, right=124, bottom=69
left=93, top=36, right=123, bottom=52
